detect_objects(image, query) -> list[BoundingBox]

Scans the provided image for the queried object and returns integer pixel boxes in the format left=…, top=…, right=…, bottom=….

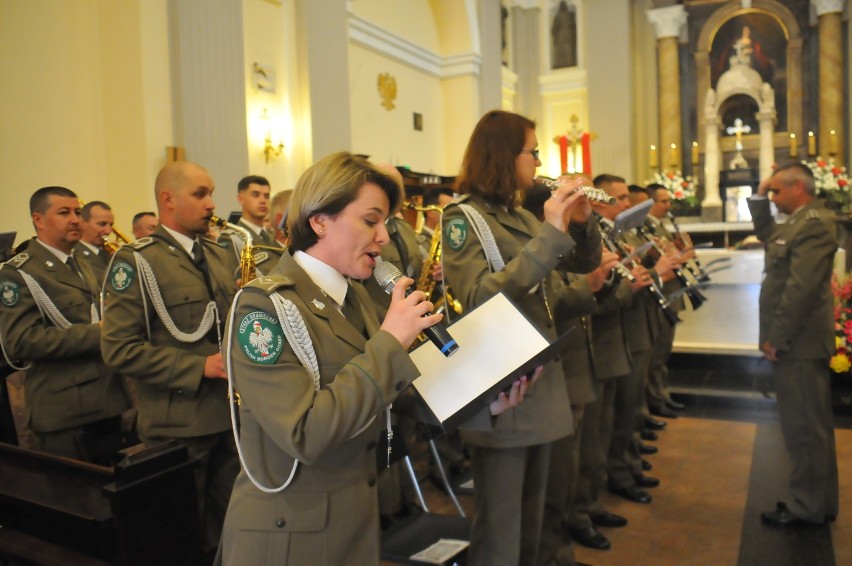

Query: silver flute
left=535, top=176, right=616, bottom=205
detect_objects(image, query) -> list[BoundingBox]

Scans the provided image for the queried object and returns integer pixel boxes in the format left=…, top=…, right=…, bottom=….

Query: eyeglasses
left=519, top=149, right=540, bottom=160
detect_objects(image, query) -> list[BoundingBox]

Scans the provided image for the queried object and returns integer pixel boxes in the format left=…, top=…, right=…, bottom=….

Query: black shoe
left=761, top=502, right=821, bottom=527
left=643, top=417, right=667, bottom=430
left=640, top=430, right=658, bottom=442
left=639, top=443, right=658, bottom=455
left=641, top=458, right=653, bottom=471
left=633, top=474, right=660, bottom=488
left=590, top=511, right=628, bottom=528
left=650, top=405, right=679, bottom=419
left=666, top=399, right=686, bottom=411
left=609, top=485, right=652, bottom=504
left=568, top=526, right=611, bottom=550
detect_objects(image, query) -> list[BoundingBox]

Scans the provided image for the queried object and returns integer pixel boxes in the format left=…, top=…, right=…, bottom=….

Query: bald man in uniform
left=101, top=161, right=240, bottom=550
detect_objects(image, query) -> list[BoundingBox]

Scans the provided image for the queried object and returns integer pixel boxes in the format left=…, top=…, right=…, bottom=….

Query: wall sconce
left=260, top=108, right=284, bottom=163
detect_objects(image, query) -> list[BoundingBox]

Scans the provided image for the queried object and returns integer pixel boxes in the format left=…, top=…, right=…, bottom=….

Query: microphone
left=373, top=260, right=459, bottom=357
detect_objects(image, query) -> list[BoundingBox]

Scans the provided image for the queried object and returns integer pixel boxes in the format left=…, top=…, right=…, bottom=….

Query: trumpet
left=102, top=225, right=131, bottom=255
left=534, top=177, right=616, bottom=205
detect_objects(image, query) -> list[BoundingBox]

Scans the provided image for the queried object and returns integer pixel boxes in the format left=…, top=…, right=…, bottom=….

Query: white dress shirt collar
left=36, top=239, right=72, bottom=264
left=162, top=225, right=198, bottom=257
left=293, top=250, right=349, bottom=309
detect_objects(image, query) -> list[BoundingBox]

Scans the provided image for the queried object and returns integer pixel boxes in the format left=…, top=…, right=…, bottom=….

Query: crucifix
left=725, top=117, right=751, bottom=169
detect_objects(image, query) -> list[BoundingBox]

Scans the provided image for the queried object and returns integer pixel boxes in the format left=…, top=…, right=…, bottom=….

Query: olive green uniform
left=73, top=242, right=110, bottom=286
left=0, top=239, right=129, bottom=460
left=100, top=225, right=240, bottom=547
left=217, top=252, right=420, bottom=565
left=748, top=197, right=839, bottom=522
left=219, top=219, right=286, bottom=278
left=441, top=194, right=601, bottom=566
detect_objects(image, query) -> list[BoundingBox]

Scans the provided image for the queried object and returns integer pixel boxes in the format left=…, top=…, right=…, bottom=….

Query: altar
left=672, top=248, right=764, bottom=357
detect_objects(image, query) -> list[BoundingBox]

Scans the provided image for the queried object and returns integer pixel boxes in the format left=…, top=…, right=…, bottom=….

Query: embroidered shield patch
left=0, top=281, right=19, bottom=307
left=444, top=218, right=468, bottom=251
left=238, top=311, right=285, bottom=365
left=109, top=261, right=135, bottom=293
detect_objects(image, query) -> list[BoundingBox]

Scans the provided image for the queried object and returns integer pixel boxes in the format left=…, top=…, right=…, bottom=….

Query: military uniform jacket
left=553, top=273, right=598, bottom=406
left=100, top=225, right=239, bottom=438
left=440, top=194, right=602, bottom=448
left=73, top=242, right=110, bottom=287
left=219, top=219, right=286, bottom=277
left=218, top=252, right=420, bottom=566
left=619, top=229, right=662, bottom=353
left=0, top=239, right=129, bottom=432
left=748, top=198, right=837, bottom=359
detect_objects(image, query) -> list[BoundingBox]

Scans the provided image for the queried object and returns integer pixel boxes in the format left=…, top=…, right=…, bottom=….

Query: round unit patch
left=238, top=311, right=285, bottom=365
left=109, top=261, right=136, bottom=293
left=444, top=218, right=469, bottom=251
left=0, top=281, right=19, bottom=307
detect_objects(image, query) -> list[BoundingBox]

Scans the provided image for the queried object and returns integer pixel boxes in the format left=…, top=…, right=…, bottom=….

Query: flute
left=535, top=176, right=616, bottom=205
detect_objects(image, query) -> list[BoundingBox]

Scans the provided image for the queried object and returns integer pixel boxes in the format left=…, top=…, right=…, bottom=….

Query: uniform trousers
left=567, top=377, right=619, bottom=530
left=467, top=442, right=551, bottom=566
left=607, top=348, right=650, bottom=489
left=773, top=358, right=839, bottom=522
left=538, top=405, right=585, bottom=566
left=144, top=431, right=239, bottom=550
left=646, top=317, right=676, bottom=411
left=36, top=414, right=123, bottom=464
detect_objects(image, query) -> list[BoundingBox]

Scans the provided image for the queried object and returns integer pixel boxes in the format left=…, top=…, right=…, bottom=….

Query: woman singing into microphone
left=441, top=110, right=602, bottom=566
left=217, top=152, right=443, bottom=565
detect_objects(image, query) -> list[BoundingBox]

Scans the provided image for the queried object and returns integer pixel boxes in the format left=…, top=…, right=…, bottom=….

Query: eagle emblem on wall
left=378, top=73, right=397, bottom=110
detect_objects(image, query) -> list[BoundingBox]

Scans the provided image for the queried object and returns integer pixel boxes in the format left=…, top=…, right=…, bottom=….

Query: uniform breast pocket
left=57, top=295, right=90, bottom=323
left=766, top=242, right=790, bottom=270
left=161, top=284, right=211, bottom=323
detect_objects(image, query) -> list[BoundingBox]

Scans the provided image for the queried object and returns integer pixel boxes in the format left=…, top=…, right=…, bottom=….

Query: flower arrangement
left=646, top=169, right=699, bottom=207
left=830, top=272, right=852, bottom=374
left=802, top=157, right=849, bottom=211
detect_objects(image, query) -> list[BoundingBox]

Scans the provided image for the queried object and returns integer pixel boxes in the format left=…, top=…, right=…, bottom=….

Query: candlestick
left=691, top=141, right=699, bottom=166
left=649, top=145, right=657, bottom=169
left=808, top=131, right=816, bottom=156
left=669, top=143, right=678, bottom=169
left=789, top=133, right=797, bottom=158
left=830, top=129, right=838, bottom=156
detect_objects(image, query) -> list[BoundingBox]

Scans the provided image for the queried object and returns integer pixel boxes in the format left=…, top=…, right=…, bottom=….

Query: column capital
left=646, top=5, right=687, bottom=39
left=811, top=0, right=845, bottom=16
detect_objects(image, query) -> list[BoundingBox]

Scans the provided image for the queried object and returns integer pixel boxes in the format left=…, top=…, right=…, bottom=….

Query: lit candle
left=789, top=133, right=797, bottom=158
left=670, top=143, right=678, bottom=169
left=808, top=131, right=816, bottom=156
left=649, top=145, right=658, bottom=169
left=691, top=141, right=699, bottom=165
left=830, top=129, right=838, bottom=156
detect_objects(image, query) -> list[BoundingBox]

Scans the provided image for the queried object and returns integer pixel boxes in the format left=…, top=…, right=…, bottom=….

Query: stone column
left=704, top=112, right=722, bottom=221
left=647, top=5, right=687, bottom=171
left=510, top=1, right=541, bottom=120
left=813, top=0, right=846, bottom=164
left=757, top=110, right=775, bottom=181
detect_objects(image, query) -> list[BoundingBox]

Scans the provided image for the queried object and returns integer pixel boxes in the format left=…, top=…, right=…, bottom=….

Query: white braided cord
left=18, top=270, right=99, bottom=328
left=270, top=294, right=321, bottom=390
left=133, top=252, right=219, bottom=344
left=458, top=204, right=505, bottom=272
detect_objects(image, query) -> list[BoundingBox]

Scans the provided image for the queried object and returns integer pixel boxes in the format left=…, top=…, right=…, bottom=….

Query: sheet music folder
left=409, top=292, right=572, bottom=431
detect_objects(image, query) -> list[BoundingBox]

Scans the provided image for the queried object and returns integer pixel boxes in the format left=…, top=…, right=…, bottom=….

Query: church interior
left=2, top=0, right=852, bottom=564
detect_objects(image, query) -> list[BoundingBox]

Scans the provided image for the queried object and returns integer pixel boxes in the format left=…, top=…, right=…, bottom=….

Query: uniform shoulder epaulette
left=131, top=237, right=155, bottom=250
left=452, top=194, right=470, bottom=204
left=805, top=209, right=822, bottom=221
left=3, top=252, right=29, bottom=269
left=245, top=275, right=294, bottom=294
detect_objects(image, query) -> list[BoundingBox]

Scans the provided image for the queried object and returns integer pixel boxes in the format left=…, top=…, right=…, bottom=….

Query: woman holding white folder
left=441, top=110, right=602, bottom=566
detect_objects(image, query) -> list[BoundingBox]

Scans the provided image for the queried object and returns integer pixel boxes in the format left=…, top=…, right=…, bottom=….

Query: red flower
left=839, top=179, right=848, bottom=187
left=818, top=159, right=827, bottom=167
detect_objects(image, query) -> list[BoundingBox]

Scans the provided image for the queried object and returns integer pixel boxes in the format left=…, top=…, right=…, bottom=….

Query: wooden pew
left=0, top=440, right=203, bottom=566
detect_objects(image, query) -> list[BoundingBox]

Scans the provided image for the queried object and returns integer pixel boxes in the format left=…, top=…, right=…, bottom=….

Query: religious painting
left=710, top=11, right=787, bottom=131
left=550, top=0, right=577, bottom=69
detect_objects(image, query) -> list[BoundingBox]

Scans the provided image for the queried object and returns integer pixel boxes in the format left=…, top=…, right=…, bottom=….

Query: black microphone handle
left=402, top=287, right=460, bottom=357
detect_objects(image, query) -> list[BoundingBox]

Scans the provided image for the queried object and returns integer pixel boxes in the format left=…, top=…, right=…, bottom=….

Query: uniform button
left=368, top=477, right=376, bottom=487
left=395, top=381, right=404, bottom=391
left=275, top=518, right=286, bottom=528
left=176, top=389, right=183, bottom=395
left=366, top=441, right=377, bottom=451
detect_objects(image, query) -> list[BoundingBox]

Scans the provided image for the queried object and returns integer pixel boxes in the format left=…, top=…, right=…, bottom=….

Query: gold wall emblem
left=377, top=73, right=397, bottom=110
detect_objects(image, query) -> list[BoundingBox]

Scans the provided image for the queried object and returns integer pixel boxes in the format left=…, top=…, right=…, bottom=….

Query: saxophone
left=410, top=204, right=463, bottom=316
left=210, top=216, right=256, bottom=285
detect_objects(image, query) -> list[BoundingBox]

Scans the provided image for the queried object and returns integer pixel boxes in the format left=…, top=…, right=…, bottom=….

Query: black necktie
left=191, top=241, right=215, bottom=300
left=66, top=255, right=84, bottom=281
left=341, top=285, right=367, bottom=338
left=258, top=229, right=272, bottom=245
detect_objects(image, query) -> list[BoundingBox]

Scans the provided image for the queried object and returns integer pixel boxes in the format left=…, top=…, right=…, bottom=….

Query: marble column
left=647, top=5, right=687, bottom=171
left=703, top=113, right=722, bottom=221
left=510, top=1, right=541, bottom=121
left=813, top=0, right=846, bottom=164
left=757, top=110, right=775, bottom=181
